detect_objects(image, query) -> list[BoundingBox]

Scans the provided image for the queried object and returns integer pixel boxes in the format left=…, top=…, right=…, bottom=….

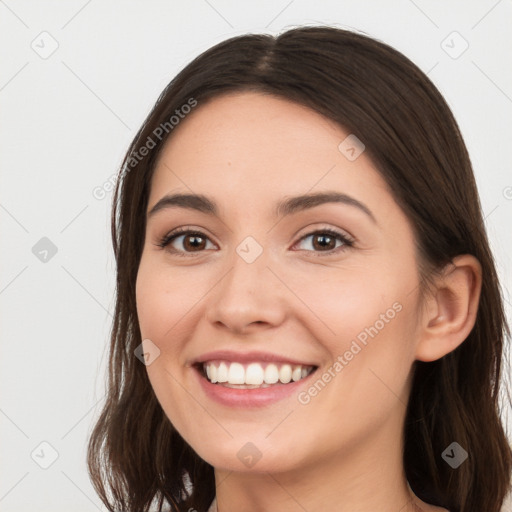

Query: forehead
left=148, top=91, right=390, bottom=216
left=156, top=91, right=349, bottom=166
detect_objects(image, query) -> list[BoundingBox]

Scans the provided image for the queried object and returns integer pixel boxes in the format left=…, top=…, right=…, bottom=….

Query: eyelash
left=155, top=226, right=355, bottom=258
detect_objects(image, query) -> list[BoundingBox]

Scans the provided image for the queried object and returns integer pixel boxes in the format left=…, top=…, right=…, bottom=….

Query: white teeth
left=279, top=364, right=292, bottom=384
left=292, top=366, right=302, bottom=382
left=217, top=361, right=228, bottom=383
left=227, top=362, right=245, bottom=384
left=202, top=361, right=315, bottom=386
left=246, top=363, right=264, bottom=385
left=264, top=364, right=279, bottom=384
left=209, top=364, right=217, bottom=383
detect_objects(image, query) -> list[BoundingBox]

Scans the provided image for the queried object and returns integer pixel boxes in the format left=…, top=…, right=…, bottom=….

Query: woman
left=87, top=25, right=512, bottom=512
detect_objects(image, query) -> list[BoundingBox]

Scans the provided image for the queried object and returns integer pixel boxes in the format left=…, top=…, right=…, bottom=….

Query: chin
left=193, top=443, right=300, bottom=474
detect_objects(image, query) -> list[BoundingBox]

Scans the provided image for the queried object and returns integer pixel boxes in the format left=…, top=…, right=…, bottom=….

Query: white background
left=1, top=1, right=511, bottom=510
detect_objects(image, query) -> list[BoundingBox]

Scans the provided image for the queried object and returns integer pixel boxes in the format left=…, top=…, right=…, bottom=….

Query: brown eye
left=157, top=229, right=215, bottom=256
left=181, top=234, right=207, bottom=251
left=294, top=229, right=354, bottom=255
left=311, top=233, right=337, bottom=251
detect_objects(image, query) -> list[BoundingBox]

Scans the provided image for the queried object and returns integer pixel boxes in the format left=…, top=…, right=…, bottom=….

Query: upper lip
left=192, top=350, right=318, bottom=367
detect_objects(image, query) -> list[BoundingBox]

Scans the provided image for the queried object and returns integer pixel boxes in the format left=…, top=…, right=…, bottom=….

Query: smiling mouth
left=194, top=360, right=318, bottom=389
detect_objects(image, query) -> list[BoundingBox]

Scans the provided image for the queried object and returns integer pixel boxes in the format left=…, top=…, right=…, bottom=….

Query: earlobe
left=415, top=254, right=482, bottom=362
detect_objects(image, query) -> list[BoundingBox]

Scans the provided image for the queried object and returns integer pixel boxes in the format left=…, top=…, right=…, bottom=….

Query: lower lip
left=193, top=366, right=317, bottom=408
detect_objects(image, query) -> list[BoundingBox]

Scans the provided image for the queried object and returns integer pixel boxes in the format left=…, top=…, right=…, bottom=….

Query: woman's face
left=136, top=91, right=425, bottom=473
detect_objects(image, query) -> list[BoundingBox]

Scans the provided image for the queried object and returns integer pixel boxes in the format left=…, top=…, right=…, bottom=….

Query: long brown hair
left=87, top=25, right=512, bottom=512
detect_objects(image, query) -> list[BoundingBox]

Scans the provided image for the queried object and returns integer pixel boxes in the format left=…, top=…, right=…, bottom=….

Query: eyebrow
left=147, top=191, right=377, bottom=224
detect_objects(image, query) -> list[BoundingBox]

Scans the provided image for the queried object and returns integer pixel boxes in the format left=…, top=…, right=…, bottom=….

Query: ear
left=415, top=254, right=482, bottom=362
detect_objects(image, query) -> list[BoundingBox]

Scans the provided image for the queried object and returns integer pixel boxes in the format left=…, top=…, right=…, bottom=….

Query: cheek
left=281, top=261, right=404, bottom=344
left=285, top=261, right=418, bottom=397
left=135, top=259, right=201, bottom=438
left=135, top=258, right=210, bottom=343
left=312, top=289, right=418, bottom=430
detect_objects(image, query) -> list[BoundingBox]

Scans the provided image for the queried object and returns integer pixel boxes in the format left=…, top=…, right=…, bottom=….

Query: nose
left=205, top=245, right=288, bottom=335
